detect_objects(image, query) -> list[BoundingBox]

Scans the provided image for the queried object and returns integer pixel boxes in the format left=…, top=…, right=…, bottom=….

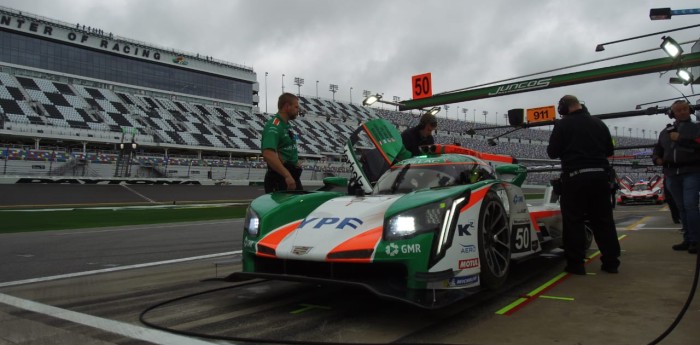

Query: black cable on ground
left=139, top=280, right=471, bottom=345
left=647, top=250, right=699, bottom=345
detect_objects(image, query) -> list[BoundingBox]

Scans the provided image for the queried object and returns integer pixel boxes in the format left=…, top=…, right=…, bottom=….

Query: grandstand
left=0, top=5, right=659, bottom=186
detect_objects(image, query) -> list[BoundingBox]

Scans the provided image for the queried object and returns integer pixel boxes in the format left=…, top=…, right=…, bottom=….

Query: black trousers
left=264, top=164, right=303, bottom=193
left=561, top=171, right=620, bottom=267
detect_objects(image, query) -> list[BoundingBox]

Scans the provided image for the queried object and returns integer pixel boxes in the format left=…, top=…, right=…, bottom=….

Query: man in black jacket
left=547, top=95, right=621, bottom=275
left=401, top=113, right=437, bottom=156
left=652, top=100, right=700, bottom=253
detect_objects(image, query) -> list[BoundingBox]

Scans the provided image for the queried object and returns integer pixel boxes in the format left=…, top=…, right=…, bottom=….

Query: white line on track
left=120, top=184, right=157, bottom=203
left=0, top=250, right=242, bottom=288
left=53, top=219, right=243, bottom=235
left=0, top=293, right=221, bottom=345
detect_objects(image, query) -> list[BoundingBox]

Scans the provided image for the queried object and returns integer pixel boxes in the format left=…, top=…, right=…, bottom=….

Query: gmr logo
left=299, top=217, right=363, bottom=230
left=385, top=243, right=422, bottom=257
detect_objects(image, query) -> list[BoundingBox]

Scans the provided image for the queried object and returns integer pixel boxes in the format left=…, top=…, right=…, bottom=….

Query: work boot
left=564, top=264, right=586, bottom=275
left=601, top=264, right=619, bottom=274
left=688, top=242, right=698, bottom=254
left=672, top=241, right=690, bottom=251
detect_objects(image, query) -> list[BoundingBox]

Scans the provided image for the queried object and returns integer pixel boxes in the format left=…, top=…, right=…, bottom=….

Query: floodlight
left=676, top=68, right=695, bottom=85
left=362, top=94, right=381, bottom=106
left=425, top=107, right=441, bottom=116
left=660, top=36, right=683, bottom=58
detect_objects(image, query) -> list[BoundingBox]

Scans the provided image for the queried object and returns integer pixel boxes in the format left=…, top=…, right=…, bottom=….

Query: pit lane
left=0, top=203, right=697, bottom=344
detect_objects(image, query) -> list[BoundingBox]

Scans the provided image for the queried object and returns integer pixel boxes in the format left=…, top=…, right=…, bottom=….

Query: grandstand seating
left=1, top=71, right=662, bottom=185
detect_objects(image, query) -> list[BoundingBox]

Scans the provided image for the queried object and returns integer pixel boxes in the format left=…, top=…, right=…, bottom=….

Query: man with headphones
left=401, top=113, right=437, bottom=156
left=652, top=100, right=700, bottom=254
left=547, top=95, right=621, bottom=275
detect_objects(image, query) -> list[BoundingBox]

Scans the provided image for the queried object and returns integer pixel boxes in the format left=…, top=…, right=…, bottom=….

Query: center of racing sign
left=526, top=106, right=556, bottom=123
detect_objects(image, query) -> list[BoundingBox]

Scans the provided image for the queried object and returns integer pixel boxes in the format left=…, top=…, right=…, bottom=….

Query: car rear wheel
left=584, top=221, right=593, bottom=250
left=478, top=190, right=511, bottom=289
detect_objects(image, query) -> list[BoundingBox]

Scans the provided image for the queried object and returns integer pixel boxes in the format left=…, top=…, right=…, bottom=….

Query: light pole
left=329, top=84, right=338, bottom=101
left=462, top=108, right=468, bottom=122
left=622, top=126, right=626, bottom=137
left=473, top=109, right=476, bottom=123
left=316, top=80, right=319, bottom=98
left=483, top=111, right=488, bottom=124
left=393, top=96, right=400, bottom=110
left=281, top=74, right=285, bottom=93
left=444, top=105, right=450, bottom=119
left=614, top=126, right=618, bottom=137
left=264, top=72, right=268, bottom=114
left=294, top=77, right=304, bottom=96
left=642, top=129, right=646, bottom=139
left=628, top=127, right=632, bottom=137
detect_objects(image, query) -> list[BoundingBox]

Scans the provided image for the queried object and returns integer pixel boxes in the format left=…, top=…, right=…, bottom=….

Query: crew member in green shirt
left=261, top=93, right=302, bottom=192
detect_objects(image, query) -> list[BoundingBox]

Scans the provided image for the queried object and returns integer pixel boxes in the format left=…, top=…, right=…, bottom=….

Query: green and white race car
left=237, top=119, right=570, bottom=308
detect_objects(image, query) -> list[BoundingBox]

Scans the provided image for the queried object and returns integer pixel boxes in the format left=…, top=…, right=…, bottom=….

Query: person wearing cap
left=401, top=113, right=437, bottom=156
left=652, top=100, right=700, bottom=254
left=547, top=95, right=620, bottom=275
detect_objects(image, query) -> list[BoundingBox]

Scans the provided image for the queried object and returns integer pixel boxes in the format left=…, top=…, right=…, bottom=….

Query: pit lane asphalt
left=0, top=189, right=697, bottom=344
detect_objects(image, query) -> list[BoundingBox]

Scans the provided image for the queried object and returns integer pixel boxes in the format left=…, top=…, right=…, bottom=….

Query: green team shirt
left=261, top=113, right=298, bottom=165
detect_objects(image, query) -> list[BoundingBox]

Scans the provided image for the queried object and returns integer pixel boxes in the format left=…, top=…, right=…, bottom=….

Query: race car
left=617, top=175, right=664, bottom=205
left=235, top=118, right=579, bottom=308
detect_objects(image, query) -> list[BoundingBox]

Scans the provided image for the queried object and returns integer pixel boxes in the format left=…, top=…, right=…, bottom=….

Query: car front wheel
left=478, top=190, right=511, bottom=289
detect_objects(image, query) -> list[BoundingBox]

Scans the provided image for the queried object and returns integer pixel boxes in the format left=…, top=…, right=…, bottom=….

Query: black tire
left=584, top=221, right=594, bottom=251
left=478, top=190, right=511, bottom=289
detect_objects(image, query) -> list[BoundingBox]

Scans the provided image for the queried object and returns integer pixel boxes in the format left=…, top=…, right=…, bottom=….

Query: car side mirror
left=323, top=177, right=348, bottom=188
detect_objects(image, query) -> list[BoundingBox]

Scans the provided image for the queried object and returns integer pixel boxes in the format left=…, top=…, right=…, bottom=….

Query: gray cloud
left=1, top=0, right=698, bottom=136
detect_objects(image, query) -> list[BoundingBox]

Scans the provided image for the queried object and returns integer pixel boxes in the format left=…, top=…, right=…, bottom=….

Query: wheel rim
left=482, top=199, right=510, bottom=278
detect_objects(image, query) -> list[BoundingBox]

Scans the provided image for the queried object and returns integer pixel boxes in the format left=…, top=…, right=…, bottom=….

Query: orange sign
left=412, top=73, right=432, bottom=100
left=526, top=106, right=556, bottom=123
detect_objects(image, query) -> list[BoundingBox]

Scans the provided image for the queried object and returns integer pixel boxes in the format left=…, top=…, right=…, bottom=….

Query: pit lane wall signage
left=0, top=176, right=211, bottom=185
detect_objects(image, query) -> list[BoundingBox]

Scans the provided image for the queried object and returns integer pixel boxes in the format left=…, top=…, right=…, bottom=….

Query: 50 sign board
left=412, top=73, right=432, bottom=100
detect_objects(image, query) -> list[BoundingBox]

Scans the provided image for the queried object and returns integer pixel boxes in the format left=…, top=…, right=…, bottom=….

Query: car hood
left=275, top=194, right=402, bottom=261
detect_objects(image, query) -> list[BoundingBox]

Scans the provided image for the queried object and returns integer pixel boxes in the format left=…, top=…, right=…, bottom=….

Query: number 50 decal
left=513, top=225, right=531, bottom=252
left=412, top=73, right=432, bottom=100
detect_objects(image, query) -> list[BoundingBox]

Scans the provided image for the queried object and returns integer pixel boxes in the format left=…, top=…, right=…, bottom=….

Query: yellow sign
left=526, top=106, right=556, bottom=123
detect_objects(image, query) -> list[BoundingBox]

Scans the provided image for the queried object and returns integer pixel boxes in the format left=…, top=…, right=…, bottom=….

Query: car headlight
left=244, top=207, right=260, bottom=237
left=385, top=201, right=448, bottom=240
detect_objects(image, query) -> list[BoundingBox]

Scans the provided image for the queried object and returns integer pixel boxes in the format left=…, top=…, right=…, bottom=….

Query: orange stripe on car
left=461, top=187, right=489, bottom=213
left=256, top=220, right=302, bottom=258
left=529, top=210, right=560, bottom=232
left=326, top=226, right=383, bottom=263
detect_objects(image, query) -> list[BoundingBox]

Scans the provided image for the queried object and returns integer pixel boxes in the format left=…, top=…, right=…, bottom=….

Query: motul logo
left=459, top=258, right=480, bottom=269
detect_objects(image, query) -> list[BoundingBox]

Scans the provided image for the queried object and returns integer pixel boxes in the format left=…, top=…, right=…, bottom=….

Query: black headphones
left=558, top=97, right=571, bottom=116
left=668, top=100, right=691, bottom=119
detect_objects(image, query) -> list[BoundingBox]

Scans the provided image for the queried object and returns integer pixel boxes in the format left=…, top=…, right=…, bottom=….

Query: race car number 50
left=412, top=72, right=432, bottom=100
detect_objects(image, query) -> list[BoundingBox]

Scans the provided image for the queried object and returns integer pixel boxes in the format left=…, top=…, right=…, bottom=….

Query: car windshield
left=633, top=184, right=649, bottom=191
left=373, top=163, right=491, bottom=194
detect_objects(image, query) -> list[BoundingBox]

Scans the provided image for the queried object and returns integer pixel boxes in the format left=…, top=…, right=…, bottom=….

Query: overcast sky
left=1, top=0, right=699, bottom=138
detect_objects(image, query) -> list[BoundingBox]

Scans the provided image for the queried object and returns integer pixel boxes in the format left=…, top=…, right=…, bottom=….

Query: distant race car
left=617, top=175, right=664, bottom=205
left=235, top=119, right=590, bottom=308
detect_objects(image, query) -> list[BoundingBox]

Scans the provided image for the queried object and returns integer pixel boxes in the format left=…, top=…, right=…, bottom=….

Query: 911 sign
left=526, top=106, right=556, bottom=123
left=412, top=73, right=432, bottom=100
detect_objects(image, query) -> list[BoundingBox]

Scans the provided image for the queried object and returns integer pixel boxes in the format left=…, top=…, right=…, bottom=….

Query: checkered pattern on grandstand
left=1, top=72, right=371, bottom=154
left=1, top=72, right=657, bottom=159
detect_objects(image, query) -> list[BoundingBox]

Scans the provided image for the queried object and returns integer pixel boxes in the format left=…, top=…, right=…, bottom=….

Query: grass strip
left=0, top=206, right=246, bottom=233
